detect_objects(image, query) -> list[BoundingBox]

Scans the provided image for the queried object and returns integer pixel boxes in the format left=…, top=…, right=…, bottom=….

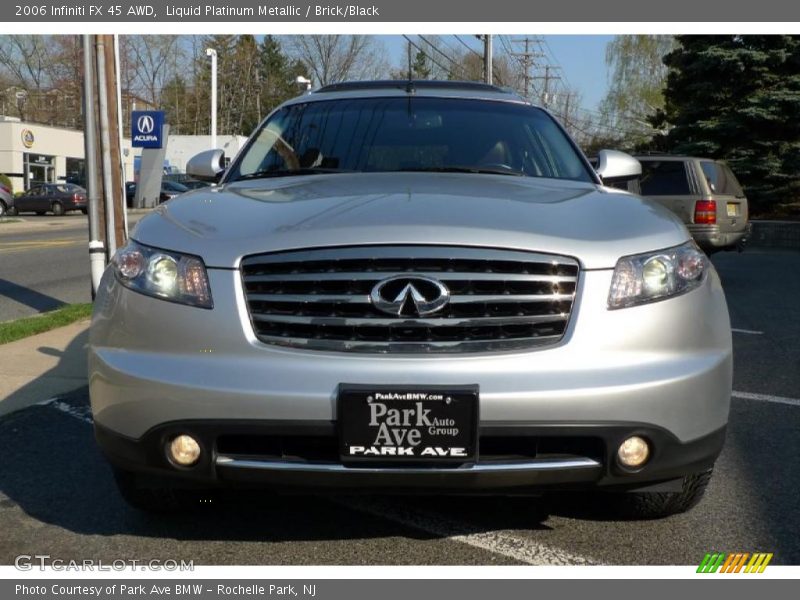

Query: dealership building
left=0, top=116, right=136, bottom=193
left=0, top=117, right=242, bottom=193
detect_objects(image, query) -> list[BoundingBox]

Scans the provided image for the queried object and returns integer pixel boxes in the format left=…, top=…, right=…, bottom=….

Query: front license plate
left=338, top=384, right=479, bottom=463
left=727, top=202, right=740, bottom=217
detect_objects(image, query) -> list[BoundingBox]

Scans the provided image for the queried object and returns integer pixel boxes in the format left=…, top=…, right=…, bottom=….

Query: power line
left=402, top=35, right=460, bottom=79
left=417, top=35, right=470, bottom=80
left=453, top=35, right=483, bottom=59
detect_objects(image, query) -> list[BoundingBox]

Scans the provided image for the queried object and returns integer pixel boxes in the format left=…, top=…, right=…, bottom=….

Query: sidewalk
left=0, top=319, right=90, bottom=417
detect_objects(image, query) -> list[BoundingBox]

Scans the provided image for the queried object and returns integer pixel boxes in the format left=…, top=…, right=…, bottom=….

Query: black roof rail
left=315, top=80, right=511, bottom=94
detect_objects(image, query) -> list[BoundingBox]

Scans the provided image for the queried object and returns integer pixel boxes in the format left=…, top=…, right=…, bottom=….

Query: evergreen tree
left=411, top=50, right=431, bottom=79
left=258, top=36, right=306, bottom=117
left=652, top=35, right=800, bottom=209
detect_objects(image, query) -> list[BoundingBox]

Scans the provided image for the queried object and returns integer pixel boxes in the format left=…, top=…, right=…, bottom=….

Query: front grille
left=240, top=246, right=579, bottom=353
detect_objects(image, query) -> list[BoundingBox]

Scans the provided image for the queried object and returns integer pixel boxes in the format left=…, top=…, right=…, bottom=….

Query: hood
left=131, top=172, right=689, bottom=270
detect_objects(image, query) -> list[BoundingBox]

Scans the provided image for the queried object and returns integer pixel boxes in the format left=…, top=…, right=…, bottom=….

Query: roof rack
left=315, top=80, right=510, bottom=94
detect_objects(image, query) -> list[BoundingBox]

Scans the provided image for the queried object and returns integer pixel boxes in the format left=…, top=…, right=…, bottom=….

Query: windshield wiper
left=234, top=168, right=351, bottom=181
left=398, top=166, right=526, bottom=177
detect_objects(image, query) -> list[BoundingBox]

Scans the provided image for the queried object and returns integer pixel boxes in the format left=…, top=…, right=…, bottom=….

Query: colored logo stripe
left=697, top=552, right=772, bottom=573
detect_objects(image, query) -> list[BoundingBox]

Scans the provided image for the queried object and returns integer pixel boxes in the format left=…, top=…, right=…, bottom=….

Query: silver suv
left=89, top=81, right=732, bottom=518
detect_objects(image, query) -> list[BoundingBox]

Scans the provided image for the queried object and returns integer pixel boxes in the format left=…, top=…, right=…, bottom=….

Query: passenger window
left=639, top=161, right=691, bottom=195
left=700, top=161, right=744, bottom=197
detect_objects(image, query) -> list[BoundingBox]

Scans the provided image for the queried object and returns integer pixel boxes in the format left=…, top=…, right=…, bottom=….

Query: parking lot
left=0, top=248, right=798, bottom=566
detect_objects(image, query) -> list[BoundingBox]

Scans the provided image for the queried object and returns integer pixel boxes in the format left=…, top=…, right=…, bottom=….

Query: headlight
left=608, top=241, right=708, bottom=309
left=112, top=240, right=213, bottom=308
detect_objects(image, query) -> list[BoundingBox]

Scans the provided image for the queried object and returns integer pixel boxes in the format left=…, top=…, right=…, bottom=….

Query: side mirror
left=595, top=149, right=641, bottom=183
left=186, top=149, right=225, bottom=183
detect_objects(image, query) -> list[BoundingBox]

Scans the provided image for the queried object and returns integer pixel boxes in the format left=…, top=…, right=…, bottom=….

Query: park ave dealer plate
left=338, top=384, right=479, bottom=463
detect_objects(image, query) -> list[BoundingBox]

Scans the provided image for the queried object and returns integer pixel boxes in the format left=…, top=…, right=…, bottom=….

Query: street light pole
left=82, top=35, right=104, bottom=297
left=206, top=48, right=217, bottom=150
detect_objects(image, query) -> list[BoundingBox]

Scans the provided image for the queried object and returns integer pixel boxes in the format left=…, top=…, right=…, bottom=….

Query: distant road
left=0, top=214, right=142, bottom=322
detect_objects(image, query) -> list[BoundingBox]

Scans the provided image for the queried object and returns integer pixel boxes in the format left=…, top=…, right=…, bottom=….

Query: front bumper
left=89, top=263, right=732, bottom=491
left=95, top=420, right=726, bottom=493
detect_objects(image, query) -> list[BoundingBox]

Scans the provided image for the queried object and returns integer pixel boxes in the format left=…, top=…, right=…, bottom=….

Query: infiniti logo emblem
left=370, top=275, right=450, bottom=317
left=137, top=115, right=155, bottom=134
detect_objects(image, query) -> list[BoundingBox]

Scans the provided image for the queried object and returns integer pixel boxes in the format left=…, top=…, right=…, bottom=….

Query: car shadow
left=0, top=278, right=66, bottom=313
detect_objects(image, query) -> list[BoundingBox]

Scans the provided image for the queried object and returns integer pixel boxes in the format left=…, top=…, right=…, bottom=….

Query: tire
left=51, top=201, right=64, bottom=216
left=112, top=467, right=209, bottom=513
left=0, top=201, right=5, bottom=217
left=612, top=469, right=713, bottom=520
left=81, top=208, right=88, bottom=215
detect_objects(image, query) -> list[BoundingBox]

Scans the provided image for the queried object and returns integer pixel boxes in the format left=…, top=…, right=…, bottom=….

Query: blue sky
left=379, top=35, right=614, bottom=112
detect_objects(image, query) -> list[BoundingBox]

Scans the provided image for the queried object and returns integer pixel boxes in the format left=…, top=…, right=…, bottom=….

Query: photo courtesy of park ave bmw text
left=0, top=0, right=799, bottom=594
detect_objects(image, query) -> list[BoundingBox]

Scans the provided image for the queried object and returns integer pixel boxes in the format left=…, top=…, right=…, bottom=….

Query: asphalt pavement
left=0, top=247, right=798, bottom=566
left=0, top=214, right=142, bottom=322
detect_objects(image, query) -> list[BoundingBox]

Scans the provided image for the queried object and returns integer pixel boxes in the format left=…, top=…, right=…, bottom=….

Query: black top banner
left=3, top=0, right=800, bottom=22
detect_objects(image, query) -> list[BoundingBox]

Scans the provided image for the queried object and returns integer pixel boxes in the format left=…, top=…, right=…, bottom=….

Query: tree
left=598, top=35, right=675, bottom=147
left=653, top=35, right=800, bottom=209
left=411, top=49, right=431, bottom=79
left=285, top=35, right=388, bottom=86
left=258, top=36, right=306, bottom=119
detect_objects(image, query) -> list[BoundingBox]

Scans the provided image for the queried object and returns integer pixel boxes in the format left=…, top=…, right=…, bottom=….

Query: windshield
left=226, top=97, right=594, bottom=183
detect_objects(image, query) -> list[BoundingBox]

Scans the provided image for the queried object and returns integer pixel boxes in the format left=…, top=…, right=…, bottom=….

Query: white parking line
left=732, top=390, right=800, bottom=408
left=333, top=496, right=598, bottom=566
left=37, top=397, right=94, bottom=424
left=731, top=328, right=764, bottom=335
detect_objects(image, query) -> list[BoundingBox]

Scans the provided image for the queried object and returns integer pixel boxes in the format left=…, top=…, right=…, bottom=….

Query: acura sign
left=131, top=110, right=165, bottom=148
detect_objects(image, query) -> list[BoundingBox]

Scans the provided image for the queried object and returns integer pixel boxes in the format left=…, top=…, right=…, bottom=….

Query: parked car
left=179, top=179, right=211, bottom=191
left=634, top=155, right=749, bottom=252
left=125, top=182, right=137, bottom=207
left=0, top=181, right=13, bottom=217
left=125, top=180, right=190, bottom=207
left=160, top=180, right=189, bottom=200
left=91, top=81, right=732, bottom=518
left=13, top=183, right=87, bottom=216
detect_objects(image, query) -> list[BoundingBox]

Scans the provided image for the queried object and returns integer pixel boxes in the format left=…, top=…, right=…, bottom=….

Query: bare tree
left=121, top=35, right=181, bottom=106
left=0, top=35, right=55, bottom=92
left=285, top=35, right=387, bottom=86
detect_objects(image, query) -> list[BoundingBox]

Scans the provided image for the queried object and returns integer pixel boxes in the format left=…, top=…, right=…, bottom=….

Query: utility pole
left=82, top=35, right=104, bottom=296
left=407, top=40, right=413, bottom=80
left=483, top=35, right=492, bottom=84
left=533, top=65, right=561, bottom=108
left=510, top=37, right=545, bottom=101
left=562, top=92, right=576, bottom=132
left=83, top=34, right=126, bottom=294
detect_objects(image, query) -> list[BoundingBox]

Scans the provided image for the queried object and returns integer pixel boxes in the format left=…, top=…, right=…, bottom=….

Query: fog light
left=169, top=434, right=201, bottom=466
left=617, top=436, right=650, bottom=468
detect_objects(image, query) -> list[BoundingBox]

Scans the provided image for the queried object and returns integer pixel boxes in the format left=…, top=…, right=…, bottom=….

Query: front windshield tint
left=228, top=97, right=593, bottom=183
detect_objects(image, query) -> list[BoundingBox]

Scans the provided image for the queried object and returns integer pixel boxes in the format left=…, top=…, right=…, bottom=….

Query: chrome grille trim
left=241, top=246, right=579, bottom=353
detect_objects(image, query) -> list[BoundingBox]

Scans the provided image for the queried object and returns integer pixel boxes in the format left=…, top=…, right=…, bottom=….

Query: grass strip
left=0, top=303, right=92, bottom=345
